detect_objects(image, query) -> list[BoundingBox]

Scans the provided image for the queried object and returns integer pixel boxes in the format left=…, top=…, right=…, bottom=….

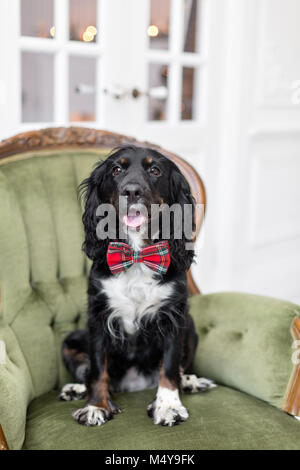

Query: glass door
left=0, top=0, right=220, bottom=168
left=0, top=0, right=104, bottom=138
left=100, top=0, right=213, bottom=166
left=20, top=0, right=102, bottom=126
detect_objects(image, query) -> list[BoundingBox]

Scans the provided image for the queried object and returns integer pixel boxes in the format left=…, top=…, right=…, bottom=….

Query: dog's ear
left=168, top=168, right=195, bottom=272
left=79, top=160, right=109, bottom=261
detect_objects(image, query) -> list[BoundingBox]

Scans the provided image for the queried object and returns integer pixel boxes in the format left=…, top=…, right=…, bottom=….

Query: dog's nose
left=121, top=184, right=142, bottom=200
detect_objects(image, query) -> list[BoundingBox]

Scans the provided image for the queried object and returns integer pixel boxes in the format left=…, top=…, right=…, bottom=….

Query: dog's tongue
left=123, top=214, right=146, bottom=228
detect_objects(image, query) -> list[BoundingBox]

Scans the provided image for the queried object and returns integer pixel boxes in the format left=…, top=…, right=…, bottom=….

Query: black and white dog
left=60, top=145, right=215, bottom=427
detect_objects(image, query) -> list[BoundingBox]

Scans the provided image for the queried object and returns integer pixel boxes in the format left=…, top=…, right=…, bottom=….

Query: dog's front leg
left=147, top=336, right=189, bottom=426
left=72, top=340, right=121, bottom=426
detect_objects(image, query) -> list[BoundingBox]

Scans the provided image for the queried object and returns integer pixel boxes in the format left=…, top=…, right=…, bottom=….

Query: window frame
left=19, top=0, right=103, bottom=130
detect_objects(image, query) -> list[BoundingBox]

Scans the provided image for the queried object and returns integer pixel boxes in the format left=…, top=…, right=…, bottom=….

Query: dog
left=60, top=145, right=215, bottom=427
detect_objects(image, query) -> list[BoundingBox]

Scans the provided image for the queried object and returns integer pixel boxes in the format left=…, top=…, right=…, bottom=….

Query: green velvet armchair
left=0, top=127, right=300, bottom=450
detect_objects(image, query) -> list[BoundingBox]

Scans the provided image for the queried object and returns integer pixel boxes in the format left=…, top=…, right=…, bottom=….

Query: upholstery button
left=231, top=331, right=243, bottom=340
left=200, top=326, right=209, bottom=335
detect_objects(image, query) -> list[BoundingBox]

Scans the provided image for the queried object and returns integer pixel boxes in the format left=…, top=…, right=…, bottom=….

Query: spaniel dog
left=60, top=145, right=215, bottom=427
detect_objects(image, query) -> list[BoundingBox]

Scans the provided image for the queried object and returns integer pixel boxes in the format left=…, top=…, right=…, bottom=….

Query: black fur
left=62, top=145, right=200, bottom=424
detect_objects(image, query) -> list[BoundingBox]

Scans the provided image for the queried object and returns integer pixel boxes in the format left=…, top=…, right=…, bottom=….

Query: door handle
left=103, top=85, right=168, bottom=100
left=131, top=86, right=168, bottom=100
left=102, top=84, right=129, bottom=100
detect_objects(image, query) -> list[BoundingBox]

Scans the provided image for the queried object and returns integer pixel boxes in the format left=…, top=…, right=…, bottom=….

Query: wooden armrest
left=0, top=424, right=8, bottom=450
left=281, top=317, right=300, bottom=416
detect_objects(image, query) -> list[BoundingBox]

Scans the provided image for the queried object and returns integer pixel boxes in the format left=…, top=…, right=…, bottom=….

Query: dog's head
left=80, top=145, right=195, bottom=271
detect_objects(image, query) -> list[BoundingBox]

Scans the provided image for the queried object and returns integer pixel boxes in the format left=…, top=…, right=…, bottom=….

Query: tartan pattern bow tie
left=106, top=241, right=171, bottom=275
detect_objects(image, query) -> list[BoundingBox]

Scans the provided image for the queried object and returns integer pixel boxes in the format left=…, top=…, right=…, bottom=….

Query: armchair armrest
left=0, top=323, right=34, bottom=450
left=282, top=317, right=300, bottom=416
left=189, top=292, right=300, bottom=410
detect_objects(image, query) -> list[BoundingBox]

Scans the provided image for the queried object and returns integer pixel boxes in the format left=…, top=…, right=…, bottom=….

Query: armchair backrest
left=0, top=127, right=205, bottom=449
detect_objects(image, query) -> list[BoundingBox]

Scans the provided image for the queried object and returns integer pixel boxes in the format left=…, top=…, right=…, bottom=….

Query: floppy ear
left=168, top=168, right=195, bottom=272
left=79, top=161, right=109, bottom=262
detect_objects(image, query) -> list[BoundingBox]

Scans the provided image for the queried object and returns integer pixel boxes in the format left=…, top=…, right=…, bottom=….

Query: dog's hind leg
left=181, top=315, right=217, bottom=393
left=59, top=329, right=90, bottom=401
left=60, top=383, right=87, bottom=401
left=181, top=374, right=216, bottom=393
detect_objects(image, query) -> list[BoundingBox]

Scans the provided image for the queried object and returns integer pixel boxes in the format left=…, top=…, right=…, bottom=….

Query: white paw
left=147, top=387, right=189, bottom=427
left=59, top=383, right=87, bottom=401
left=72, top=405, right=111, bottom=426
left=181, top=374, right=217, bottom=393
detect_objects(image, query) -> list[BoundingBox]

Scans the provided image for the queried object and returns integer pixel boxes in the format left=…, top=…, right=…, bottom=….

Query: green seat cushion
left=23, top=386, right=300, bottom=450
left=190, top=292, right=299, bottom=408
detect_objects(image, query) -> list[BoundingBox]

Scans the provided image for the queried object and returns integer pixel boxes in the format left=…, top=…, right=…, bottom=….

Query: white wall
left=195, top=0, right=300, bottom=304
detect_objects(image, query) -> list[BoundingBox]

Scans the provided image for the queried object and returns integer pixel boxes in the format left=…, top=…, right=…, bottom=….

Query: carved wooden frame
left=282, top=317, right=300, bottom=417
left=0, top=127, right=205, bottom=295
left=0, top=126, right=206, bottom=246
left=0, top=425, right=8, bottom=450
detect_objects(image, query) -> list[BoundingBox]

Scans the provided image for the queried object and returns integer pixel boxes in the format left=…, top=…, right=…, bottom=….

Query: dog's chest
left=101, top=264, right=173, bottom=335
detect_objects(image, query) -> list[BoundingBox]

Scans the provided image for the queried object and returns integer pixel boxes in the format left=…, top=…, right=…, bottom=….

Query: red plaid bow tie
left=106, top=241, right=170, bottom=275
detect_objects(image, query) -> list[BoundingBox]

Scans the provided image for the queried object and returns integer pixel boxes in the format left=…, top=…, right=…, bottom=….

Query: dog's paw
left=72, top=405, right=111, bottom=426
left=181, top=374, right=217, bottom=393
left=72, top=400, right=121, bottom=426
left=147, top=387, right=189, bottom=427
left=59, top=383, right=87, bottom=401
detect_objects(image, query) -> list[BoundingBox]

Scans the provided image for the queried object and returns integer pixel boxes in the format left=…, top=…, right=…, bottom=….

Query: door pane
left=181, top=67, right=196, bottom=120
left=148, top=0, right=170, bottom=50
left=69, top=0, right=98, bottom=42
left=183, top=0, right=199, bottom=53
left=148, top=64, right=169, bottom=121
left=69, top=56, right=97, bottom=122
left=21, top=0, right=54, bottom=39
left=21, top=52, right=54, bottom=122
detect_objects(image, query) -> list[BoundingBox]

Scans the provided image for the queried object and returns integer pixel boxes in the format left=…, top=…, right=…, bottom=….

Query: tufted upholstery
left=190, top=293, right=298, bottom=408
left=0, top=149, right=106, bottom=448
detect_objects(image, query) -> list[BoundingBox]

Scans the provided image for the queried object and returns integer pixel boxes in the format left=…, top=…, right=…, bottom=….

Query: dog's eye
left=112, top=166, right=122, bottom=176
left=149, top=166, right=161, bottom=177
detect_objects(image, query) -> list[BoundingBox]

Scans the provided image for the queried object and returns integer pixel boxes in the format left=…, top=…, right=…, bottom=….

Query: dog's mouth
left=121, top=203, right=151, bottom=230
left=123, top=213, right=147, bottom=229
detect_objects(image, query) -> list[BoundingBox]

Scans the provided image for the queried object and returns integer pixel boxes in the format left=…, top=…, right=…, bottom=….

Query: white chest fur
left=101, top=263, right=173, bottom=336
